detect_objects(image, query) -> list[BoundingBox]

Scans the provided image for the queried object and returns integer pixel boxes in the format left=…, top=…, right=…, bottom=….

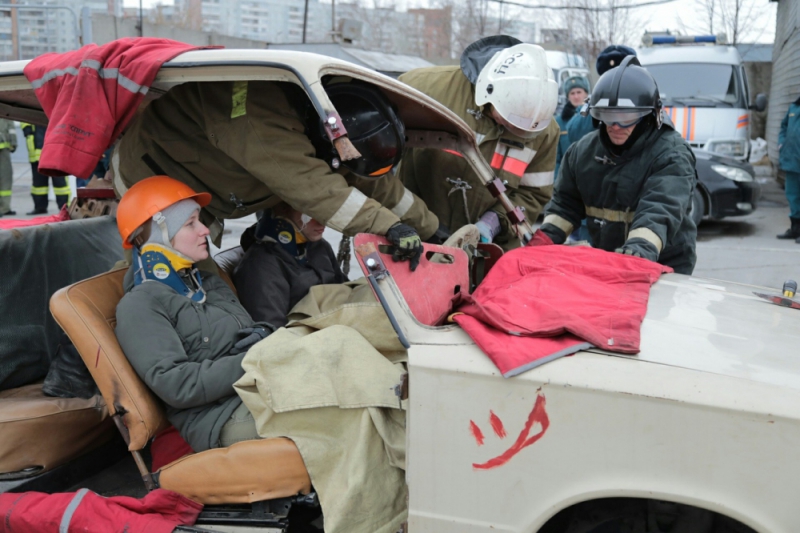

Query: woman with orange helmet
left=115, top=175, right=272, bottom=452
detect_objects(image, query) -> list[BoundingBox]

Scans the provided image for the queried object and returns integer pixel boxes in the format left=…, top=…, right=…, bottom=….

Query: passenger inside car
left=114, top=175, right=274, bottom=452
left=233, top=202, right=346, bottom=327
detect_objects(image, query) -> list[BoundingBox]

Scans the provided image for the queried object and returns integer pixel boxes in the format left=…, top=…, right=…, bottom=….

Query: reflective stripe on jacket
left=544, top=121, right=698, bottom=274
left=398, top=66, right=558, bottom=249
left=21, top=122, right=45, bottom=163
left=0, top=119, right=17, bottom=153
left=116, top=81, right=439, bottom=245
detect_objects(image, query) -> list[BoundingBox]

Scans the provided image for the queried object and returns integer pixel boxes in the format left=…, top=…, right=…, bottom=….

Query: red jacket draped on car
left=455, top=245, right=671, bottom=377
left=23, top=38, right=207, bottom=178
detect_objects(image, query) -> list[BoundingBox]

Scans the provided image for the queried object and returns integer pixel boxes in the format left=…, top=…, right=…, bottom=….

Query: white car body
left=637, top=45, right=753, bottom=161
left=394, top=272, right=800, bottom=532
left=0, top=48, right=796, bottom=532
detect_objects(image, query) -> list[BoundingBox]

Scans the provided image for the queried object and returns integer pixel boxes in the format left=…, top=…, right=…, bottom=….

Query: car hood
left=693, top=148, right=755, bottom=173
left=612, top=273, right=800, bottom=391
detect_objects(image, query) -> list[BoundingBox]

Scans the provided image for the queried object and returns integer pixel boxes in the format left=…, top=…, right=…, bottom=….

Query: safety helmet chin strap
left=153, top=211, right=172, bottom=245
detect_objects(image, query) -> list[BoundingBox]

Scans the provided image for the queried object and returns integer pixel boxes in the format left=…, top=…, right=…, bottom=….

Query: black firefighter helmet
left=586, top=55, right=663, bottom=129
left=313, top=83, right=406, bottom=179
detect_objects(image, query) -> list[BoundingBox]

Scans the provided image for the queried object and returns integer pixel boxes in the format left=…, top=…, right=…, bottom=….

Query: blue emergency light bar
left=645, top=34, right=727, bottom=46
left=653, top=35, right=715, bottom=44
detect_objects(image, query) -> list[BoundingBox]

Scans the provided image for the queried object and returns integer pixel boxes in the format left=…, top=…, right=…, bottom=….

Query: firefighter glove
left=387, top=222, right=423, bottom=272
left=615, top=246, right=643, bottom=258
left=230, top=323, right=277, bottom=355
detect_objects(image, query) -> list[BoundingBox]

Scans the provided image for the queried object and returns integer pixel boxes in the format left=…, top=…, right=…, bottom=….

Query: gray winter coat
left=116, top=269, right=254, bottom=452
left=232, top=237, right=345, bottom=327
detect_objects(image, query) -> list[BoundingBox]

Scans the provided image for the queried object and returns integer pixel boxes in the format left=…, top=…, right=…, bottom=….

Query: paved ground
left=6, top=160, right=797, bottom=291
left=692, top=173, right=800, bottom=291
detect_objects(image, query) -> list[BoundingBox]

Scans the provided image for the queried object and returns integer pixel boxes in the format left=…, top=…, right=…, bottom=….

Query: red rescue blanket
left=0, top=488, right=202, bottom=533
left=23, top=38, right=208, bottom=178
left=455, top=245, right=671, bottom=377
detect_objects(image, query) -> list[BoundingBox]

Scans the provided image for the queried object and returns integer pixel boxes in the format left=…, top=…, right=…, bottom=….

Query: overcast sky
left=123, top=0, right=777, bottom=45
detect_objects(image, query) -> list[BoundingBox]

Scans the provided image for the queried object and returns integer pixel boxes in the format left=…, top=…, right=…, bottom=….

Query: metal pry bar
left=355, top=242, right=411, bottom=349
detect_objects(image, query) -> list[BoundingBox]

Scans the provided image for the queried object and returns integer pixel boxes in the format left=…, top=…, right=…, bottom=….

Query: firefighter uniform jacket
left=398, top=66, right=559, bottom=248
left=542, top=120, right=698, bottom=274
left=21, top=123, right=43, bottom=163
left=114, top=81, right=439, bottom=244
left=0, top=120, right=17, bottom=153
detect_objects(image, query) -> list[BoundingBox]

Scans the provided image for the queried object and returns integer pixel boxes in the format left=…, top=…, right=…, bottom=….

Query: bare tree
left=433, top=0, right=520, bottom=58
left=555, top=0, right=647, bottom=64
left=679, top=0, right=771, bottom=45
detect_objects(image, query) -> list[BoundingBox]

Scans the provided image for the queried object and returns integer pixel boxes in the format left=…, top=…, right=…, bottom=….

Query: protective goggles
left=590, top=108, right=651, bottom=128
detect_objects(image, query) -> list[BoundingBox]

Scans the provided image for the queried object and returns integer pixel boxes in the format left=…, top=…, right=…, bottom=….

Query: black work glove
left=230, top=323, right=277, bottom=355
left=614, top=246, right=643, bottom=258
left=615, top=237, right=659, bottom=262
left=386, top=222, right=423, bottom=272
left=425, top=223, right=450, bottom=245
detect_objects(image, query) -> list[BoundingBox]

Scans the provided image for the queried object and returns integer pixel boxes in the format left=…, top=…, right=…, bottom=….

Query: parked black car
left=690, top=149, right=760, bottom=226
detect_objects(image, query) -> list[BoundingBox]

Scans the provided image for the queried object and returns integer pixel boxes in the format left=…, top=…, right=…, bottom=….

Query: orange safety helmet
left=117, top=175, right=212, bottom=249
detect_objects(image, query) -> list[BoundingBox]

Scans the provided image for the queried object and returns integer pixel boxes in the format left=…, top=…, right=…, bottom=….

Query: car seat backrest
left=214, top=246, right=245, bottom=293
left=50, top=269, right=169, bottom=451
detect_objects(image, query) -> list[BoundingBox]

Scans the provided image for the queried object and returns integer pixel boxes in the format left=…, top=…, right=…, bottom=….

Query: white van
left=545, top=50, right=590, bottom=112
left=637, top=35, right=767, bottom=161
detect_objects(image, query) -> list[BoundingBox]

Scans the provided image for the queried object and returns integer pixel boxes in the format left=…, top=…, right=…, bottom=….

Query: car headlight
left=711, top=164, right=753, bottom=182
left=706, top=140, right=747, bottom=158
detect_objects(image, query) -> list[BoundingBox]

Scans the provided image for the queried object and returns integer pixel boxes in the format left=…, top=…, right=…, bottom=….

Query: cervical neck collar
left=255, top=216, right=308, bottom=264
left=134, top=244, right=206, bottom=303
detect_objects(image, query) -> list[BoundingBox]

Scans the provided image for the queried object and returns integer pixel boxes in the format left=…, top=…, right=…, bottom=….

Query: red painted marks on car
left=469, top=420, right=485, bottom=446
left=472, top=394, right=550, bottom=470
left=489, top=410, right=506, bottom=438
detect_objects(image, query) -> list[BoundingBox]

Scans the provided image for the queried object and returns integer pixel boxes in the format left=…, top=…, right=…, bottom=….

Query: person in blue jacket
left=777, top=96, right=800, bottom=241
left=555, top=76, right=590, bottom=178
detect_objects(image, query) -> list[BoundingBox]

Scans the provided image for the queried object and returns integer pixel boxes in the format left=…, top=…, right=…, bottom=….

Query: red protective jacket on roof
left=455, top=245, right=671, bottom=377
left=0, top=488, right=202, bottom=533
left=23, top=38, right=206, bottom=178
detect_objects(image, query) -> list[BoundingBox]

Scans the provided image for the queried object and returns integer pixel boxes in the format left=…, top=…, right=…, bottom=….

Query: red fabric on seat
left=151, top=426, right=194, bottom=471
left=0, top=488, right=202, bottom=533
left=0, top=205, right=70, bottom=229
left=23, top=38, right=208, bottom=178
left=456, top=245, right=671, bottom=377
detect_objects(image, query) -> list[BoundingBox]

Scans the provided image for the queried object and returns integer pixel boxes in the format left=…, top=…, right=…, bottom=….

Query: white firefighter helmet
left=475, top=43, right=558, bottom=133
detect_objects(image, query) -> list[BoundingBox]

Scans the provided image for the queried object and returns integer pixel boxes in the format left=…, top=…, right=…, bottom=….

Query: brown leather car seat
left=49, top=268, right=311, bottom=504
left=0, top=383, right=113, bottom=479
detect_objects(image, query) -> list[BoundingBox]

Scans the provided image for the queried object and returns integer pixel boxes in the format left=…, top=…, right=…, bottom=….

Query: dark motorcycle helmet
left=587, top=56, right=663, bottom=129
left=311, top=83, right=406, bottom=179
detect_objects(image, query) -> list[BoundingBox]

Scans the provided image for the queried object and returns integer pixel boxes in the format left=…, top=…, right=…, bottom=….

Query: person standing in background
left=0, top=119, right=17, bottom=216
left=21, top=123, right=69, bottom=214
left=555, top=76, right=590, bottom=177
left=777, top=96, right=800, bottom=241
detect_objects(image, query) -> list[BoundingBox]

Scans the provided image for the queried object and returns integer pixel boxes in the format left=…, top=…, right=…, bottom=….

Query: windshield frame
left=644, top=62, right=747, bottom=109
